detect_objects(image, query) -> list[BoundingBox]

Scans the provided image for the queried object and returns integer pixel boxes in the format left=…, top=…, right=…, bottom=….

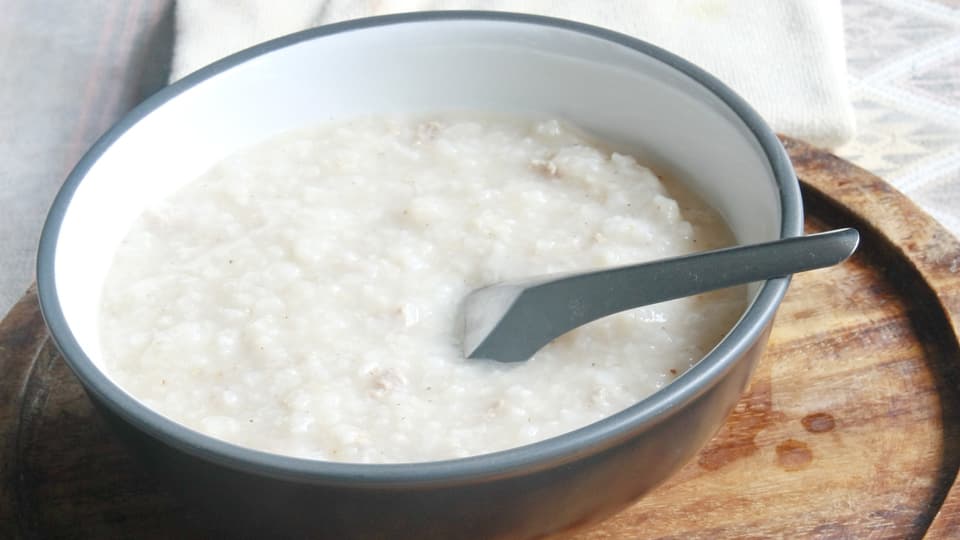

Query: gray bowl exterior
left=37, top=11, right=801, bottom=540
left=89, top=325, right=769, bottom=539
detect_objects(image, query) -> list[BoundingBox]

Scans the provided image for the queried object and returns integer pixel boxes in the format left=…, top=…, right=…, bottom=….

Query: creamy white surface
left=99, top=115, right=744, bottom=463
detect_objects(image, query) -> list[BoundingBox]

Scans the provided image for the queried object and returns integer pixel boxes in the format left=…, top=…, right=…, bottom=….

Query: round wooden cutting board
left=2, top=137, right=959, bottom=539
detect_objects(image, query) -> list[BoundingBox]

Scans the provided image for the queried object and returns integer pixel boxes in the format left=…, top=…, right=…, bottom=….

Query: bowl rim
left=36, top=10, right=802, bottom=487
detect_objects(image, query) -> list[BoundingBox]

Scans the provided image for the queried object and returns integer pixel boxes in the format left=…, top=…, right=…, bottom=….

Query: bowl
left=37, top=11, right=802, bottom=539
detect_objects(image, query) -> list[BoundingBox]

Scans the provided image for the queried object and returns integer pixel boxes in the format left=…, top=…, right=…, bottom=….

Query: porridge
left=99, top=115, right=745, bottom=463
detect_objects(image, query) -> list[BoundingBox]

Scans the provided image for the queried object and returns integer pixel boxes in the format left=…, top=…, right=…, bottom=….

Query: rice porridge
left=99, top=115, right=745, bottom=463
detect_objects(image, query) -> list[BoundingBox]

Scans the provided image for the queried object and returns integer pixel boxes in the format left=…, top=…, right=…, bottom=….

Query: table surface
left=1, top=0, right=959, bottom=320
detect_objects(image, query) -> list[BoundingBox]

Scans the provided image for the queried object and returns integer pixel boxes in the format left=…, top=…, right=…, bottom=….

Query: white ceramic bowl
left=38, top=12, right=801, bottom=539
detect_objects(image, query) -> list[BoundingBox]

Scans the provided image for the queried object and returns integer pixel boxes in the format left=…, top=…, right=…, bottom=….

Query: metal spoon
left=463, top=228, right=859, bottom=363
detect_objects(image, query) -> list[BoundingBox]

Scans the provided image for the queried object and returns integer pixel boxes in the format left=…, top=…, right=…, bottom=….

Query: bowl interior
left=48, top=15, right=789, bottom=427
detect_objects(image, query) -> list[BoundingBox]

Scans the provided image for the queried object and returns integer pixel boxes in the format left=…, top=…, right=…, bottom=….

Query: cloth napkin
left=172, top=0, right=855, bottom=148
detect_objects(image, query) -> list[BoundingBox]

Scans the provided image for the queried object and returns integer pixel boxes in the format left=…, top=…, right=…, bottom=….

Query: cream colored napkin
left=172, top=0, right=855, bottom=148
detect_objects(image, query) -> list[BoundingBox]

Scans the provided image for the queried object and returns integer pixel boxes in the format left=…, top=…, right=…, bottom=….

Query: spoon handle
left=466, top=228, right=860, bottom=362
left=549, top=227, right=860, bottom=317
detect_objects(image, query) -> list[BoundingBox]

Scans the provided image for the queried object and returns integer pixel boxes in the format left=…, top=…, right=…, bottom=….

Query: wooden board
left=2, top=137, right=959, bottom=539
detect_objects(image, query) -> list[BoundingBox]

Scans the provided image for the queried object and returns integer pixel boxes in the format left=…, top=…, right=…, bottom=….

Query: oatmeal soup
left=99, top=115, right=745, bottom=463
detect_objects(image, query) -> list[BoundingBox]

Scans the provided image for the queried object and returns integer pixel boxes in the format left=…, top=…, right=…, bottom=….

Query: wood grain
left=2, top=137, right=959, bottom=539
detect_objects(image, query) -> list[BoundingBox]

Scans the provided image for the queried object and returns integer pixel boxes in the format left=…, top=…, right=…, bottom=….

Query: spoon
left=463, top=228, right=860, bottom=363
